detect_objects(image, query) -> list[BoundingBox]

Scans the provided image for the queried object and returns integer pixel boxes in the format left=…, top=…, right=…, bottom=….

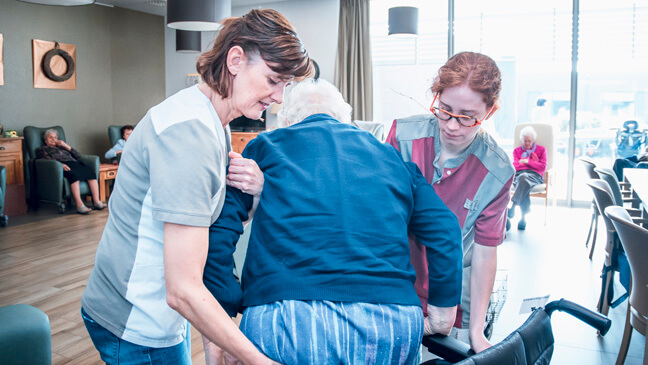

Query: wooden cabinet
left=0, top=137, right=27, bottom=216
left=230, top=132, right=260, bottom=154
left=0, top=137, right=25, bottom=185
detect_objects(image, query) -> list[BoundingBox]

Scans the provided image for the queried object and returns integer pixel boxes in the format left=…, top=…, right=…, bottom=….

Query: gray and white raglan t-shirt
left=82, top=85, right=229, bottom=348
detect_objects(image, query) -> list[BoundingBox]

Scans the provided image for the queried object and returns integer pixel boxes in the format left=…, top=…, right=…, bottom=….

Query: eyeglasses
left=429, top=93, right=498, bottom=128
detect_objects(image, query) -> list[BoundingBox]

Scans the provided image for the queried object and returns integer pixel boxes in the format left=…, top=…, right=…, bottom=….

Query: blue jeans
left=81, top=308, right=191, bottom=365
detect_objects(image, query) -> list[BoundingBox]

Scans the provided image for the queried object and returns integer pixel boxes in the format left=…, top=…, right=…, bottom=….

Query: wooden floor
left=0, top=209, right=206, bottom=364
left=1, top=204, right=645, bottom=364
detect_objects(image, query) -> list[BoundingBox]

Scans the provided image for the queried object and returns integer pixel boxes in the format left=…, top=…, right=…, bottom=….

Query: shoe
left=507, top=204, right=516, bottom=219
left=94, top=202, right=107, bottom=210
left=77, top=205, right=91, bottom=214
left=506, top=218, right=511, bottom=231
left=518, top=219, right=527, bottom=230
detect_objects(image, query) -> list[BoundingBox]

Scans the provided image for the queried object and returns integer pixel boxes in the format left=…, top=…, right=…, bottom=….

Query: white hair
left=43, top=128, right=58, bottom=141
left=519, top=126, right=537, bottom=141
left=277, top=79, right=352, bottom=126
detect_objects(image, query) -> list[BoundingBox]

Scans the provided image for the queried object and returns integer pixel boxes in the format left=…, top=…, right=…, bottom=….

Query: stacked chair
left=605, top=206, right=648, bottom=365
left=580, top=157, right=600, bottom=259
left=586, top=179, right=630, bottom=316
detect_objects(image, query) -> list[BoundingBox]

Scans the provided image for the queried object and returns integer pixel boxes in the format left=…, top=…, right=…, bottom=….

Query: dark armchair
left=23, top=126, right=99, bottom=213
left=107, top=125, right=129, bottom=164
left=0, top=166, right=7, bottom=227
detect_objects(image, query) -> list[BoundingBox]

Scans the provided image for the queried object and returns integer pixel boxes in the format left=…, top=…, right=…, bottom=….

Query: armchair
left=107, top=125, right=130, bottom=164
left=0, top=166, right=7, bottom=227
left=0, top=304, right=51, bottom=365
left=23, top=126, right=99, bottom=213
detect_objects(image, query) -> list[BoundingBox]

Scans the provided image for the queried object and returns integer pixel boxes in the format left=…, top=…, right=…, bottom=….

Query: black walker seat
left=421, top=299, right=611, bottom=365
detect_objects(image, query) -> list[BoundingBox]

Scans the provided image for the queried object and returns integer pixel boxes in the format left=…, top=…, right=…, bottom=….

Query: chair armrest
left=79, top=155, right=100, bottom=179
left=34, top=160, right=64, bottom=203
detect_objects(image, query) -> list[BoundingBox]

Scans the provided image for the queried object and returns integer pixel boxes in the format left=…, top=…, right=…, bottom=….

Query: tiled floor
left=460, top=204, right=645, bottom=364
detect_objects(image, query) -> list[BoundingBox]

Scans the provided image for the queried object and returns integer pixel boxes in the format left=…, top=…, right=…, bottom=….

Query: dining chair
left=586, top=179, right=627, bottom=316
left=604, top=206, right=648, bottom=365
left=595, top=167, right=647, bottom=227
left=580, top=157, right=601, bottom=257
left=512, top=122, right=556, bottom=224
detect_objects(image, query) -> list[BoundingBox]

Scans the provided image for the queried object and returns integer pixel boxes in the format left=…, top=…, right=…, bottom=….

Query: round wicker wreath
left=42, top=42, right=75, bottom=82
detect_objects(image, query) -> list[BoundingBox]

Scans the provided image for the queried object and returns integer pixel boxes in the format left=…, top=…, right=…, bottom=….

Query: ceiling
left=94, top=0, right=293, bottom=17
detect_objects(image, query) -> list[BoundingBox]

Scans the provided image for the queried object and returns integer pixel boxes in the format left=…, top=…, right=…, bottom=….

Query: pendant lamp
left=176, top=30, right=201, bottom=53
left=16, top=0, right=94, bottom=5
left=167, top=0, right=231, bottom=31
left=388, top=6, right=419, bottom=37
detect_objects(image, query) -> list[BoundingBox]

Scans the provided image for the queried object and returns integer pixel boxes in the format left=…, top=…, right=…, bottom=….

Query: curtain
left=334, top=0, right=373, bottom=121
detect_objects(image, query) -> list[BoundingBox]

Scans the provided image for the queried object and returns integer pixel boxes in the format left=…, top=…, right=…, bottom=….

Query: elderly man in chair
left=203, top=79, right=463, bottom=364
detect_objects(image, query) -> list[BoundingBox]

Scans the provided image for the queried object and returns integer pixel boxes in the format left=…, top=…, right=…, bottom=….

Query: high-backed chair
left=0, top=304, right=51, bottom=364
left=350, top=120, right=385, bottom=141
left=512, top=122, right=555, bottom=223
left=580, top=157, right=601, bottom=256
left=605, top=206, right=648, bottom=365
left=108, top=125, right=124, bottom=147
left=0, top=166, right=7, bottom=227
left=595, top=167, right=646, bottom=226
left=23, top=126, right=100, bottom=213
left=586, top=179, right=628, bottom=316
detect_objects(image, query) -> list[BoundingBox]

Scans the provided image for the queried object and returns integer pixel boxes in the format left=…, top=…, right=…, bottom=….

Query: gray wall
left=164, top=0, right=340, bottom=97
left=0, top=0, right=165, bottom=158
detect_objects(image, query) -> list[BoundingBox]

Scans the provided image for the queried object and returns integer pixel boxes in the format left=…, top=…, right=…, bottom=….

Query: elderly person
left=35, top=129, right=106, bottom=214
left=387, top=52, right=515, bottom=353
left=509, top=126, right=547, bottom=230
left=81, top=9, right=311, bottom=365
left=104, top=124, right=134, bottom=163
left=205, top=78, right=463, bottom=364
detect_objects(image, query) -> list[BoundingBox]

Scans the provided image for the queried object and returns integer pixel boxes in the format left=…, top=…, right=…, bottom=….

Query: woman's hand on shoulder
left=226, top=151, right=264, bottom=196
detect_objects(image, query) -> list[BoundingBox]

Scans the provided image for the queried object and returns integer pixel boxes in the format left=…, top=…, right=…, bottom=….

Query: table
left=624, top=168, right=648, bottom=214
left=98, top=163, right=118, bottom=203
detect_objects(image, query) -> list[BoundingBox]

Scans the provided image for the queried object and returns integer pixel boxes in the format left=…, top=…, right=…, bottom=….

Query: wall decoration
left=32, top=39, right=77, bottom=90
left=0, top=34, right=4, bottom=86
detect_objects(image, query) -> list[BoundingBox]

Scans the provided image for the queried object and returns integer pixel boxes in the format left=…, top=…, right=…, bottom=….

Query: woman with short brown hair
left=81, top=8, right=310, bottom=365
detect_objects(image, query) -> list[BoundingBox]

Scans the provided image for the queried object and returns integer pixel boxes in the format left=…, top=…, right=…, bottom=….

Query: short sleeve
left=474, top=175, right=514, bottom=246
left=148, top=120, right=225, bottom=227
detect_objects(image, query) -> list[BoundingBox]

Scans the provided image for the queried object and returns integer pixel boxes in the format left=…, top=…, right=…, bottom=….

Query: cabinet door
left=231, top=132, right=259, bottom=154
left=0, top=156, right=19, bottom=185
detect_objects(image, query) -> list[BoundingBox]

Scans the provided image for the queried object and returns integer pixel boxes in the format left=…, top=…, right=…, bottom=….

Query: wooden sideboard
left=0, top=137, right=27, bottom=216
left=230, top=132, right=260, bottom=154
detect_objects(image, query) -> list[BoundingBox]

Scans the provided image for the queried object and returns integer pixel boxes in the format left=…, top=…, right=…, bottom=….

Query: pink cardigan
left=513, top=145, right=547, bottom=177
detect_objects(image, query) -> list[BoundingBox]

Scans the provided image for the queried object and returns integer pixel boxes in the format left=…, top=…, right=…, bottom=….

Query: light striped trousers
left=240, top=300, right=423, bottom=365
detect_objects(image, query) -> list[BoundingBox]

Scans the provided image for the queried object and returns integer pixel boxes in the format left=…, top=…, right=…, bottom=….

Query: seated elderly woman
left=508, top=126, right=547, bottom=230
left=203, top=78, right=463, bottom=364
left=36, top=129, right=106, bottom=214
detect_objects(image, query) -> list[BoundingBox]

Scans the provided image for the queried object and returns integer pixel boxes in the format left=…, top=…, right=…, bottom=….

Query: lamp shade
left=176, top=30, right=201, bottom=53
left=167, top=0, right=231, bottom=31
left=388, top=6, right=419, bottom=36
left=16, top=0, right=94, bottom=5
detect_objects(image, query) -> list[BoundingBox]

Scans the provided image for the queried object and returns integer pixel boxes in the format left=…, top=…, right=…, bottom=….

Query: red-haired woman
left=387, top=52, right=515, bottom=354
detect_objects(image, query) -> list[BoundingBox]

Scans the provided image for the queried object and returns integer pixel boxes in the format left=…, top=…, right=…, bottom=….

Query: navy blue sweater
left=204, top=114, right=462, bottom=313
